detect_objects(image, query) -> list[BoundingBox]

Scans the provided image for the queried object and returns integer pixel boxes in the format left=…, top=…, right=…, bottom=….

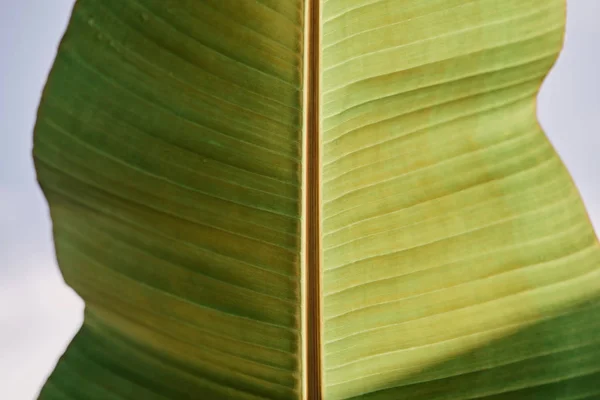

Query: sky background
left=1, top=1, right=599, bottom=399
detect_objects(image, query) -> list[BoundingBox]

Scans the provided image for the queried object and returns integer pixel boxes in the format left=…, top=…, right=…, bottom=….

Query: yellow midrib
left=305, top=0, right=322, bottom=398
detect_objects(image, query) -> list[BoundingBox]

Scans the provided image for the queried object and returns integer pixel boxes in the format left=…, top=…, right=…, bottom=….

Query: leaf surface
left=33, top=0, right=600, bottom=399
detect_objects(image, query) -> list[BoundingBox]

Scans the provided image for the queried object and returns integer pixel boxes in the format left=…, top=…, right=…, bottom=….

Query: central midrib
left=305, top=0, right=322, bottom=398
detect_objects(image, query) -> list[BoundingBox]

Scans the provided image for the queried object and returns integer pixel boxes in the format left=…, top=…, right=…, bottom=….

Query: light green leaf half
left=32, top=0, right=600, bottom=399
left=320, top=0, right=600, bottom=399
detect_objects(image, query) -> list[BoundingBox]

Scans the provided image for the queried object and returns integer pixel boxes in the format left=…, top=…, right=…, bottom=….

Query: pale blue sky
left=1, top=1, right=599, bottom=399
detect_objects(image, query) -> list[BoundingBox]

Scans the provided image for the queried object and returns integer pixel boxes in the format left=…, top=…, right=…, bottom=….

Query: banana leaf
left=33, top=0, right=600, bottom=399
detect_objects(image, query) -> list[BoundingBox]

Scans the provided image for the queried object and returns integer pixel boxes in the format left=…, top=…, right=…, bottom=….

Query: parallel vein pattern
left=320, top=0, right=600, bottom=399
left=34, top=1, right=304, bottom=399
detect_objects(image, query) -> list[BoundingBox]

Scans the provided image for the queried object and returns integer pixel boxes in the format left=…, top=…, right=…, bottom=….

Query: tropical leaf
left=32, top=0, right=600, bottom=399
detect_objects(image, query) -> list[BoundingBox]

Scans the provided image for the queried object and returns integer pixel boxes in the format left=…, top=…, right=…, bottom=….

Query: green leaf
left=33, top=0, right=600, bottom=399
